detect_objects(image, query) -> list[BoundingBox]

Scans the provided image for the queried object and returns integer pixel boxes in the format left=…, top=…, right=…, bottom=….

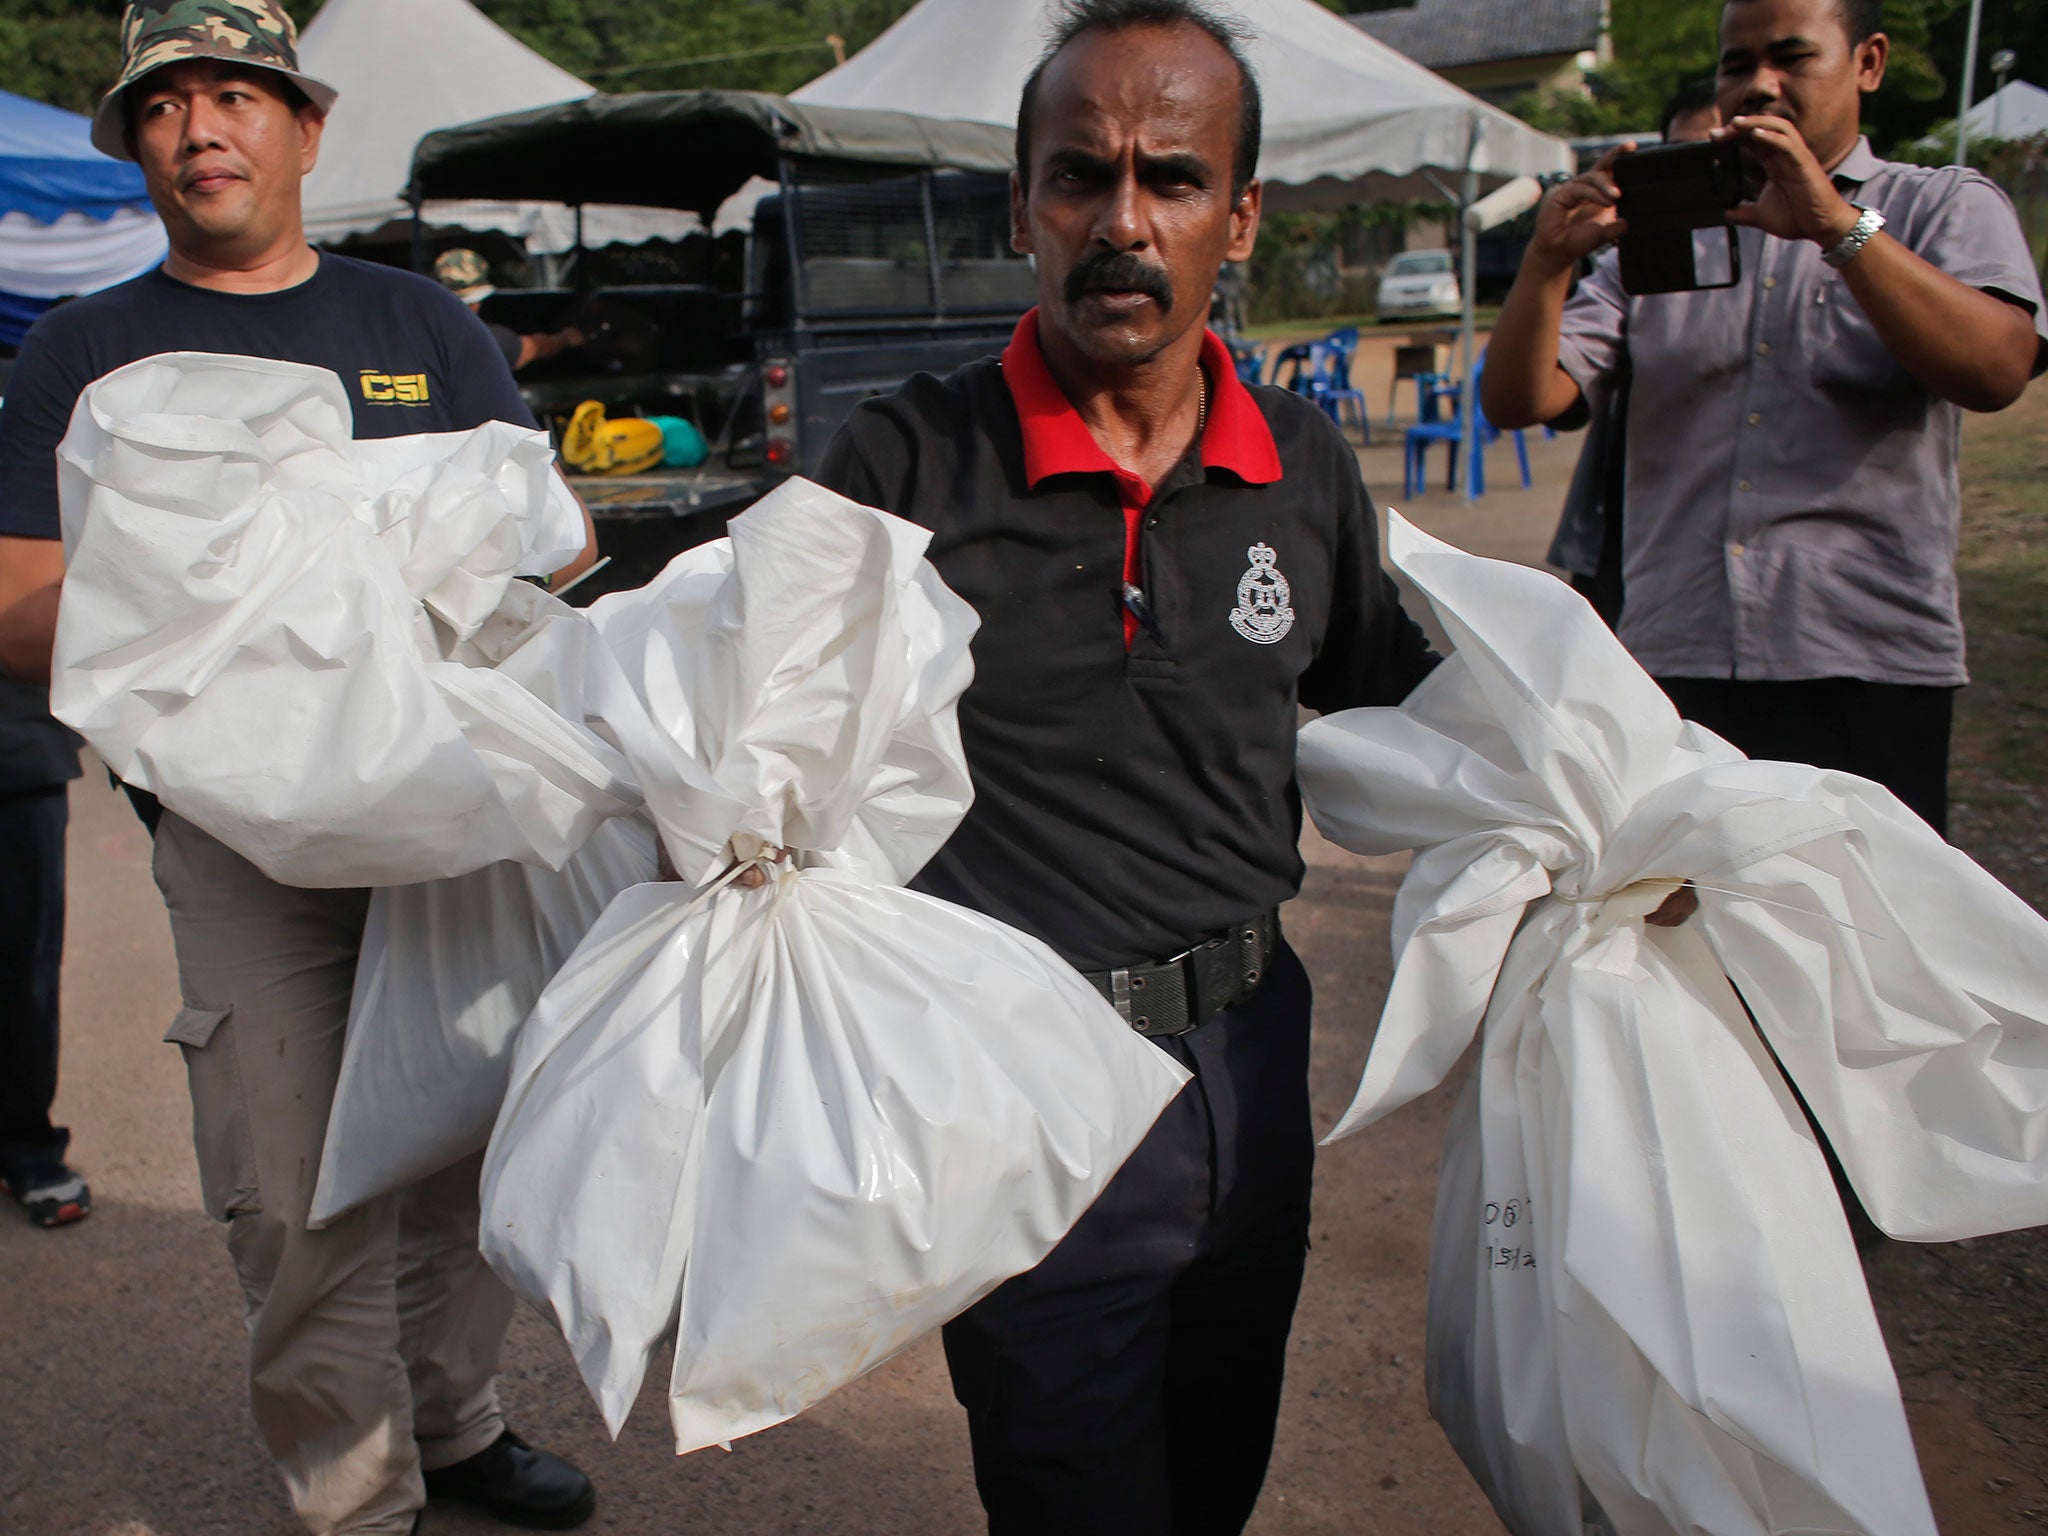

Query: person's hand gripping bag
left=479, top=477, right=1190, bottom=1452
left=50, top=351, right=638, bottom=887
left=1296, top=514, right=2048, bottom=1536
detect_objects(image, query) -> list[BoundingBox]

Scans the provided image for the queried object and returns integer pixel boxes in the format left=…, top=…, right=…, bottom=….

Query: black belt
left=1083, top=912, right=1278, bottom=1038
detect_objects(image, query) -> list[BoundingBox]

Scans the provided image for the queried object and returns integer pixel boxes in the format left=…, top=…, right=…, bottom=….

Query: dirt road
left=2, top=353, right=2035, bottom=1534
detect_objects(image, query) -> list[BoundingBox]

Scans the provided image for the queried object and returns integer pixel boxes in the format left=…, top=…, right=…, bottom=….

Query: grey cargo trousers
left=154, top=812, right=515, bottom=1535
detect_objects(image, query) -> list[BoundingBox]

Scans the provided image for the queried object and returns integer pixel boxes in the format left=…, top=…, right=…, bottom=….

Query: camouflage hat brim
left=92, top=1, right=338, bottom=162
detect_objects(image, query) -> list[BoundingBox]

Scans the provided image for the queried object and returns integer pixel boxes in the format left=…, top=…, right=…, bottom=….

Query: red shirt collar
left=1001, top=307, right=1283, bottom=490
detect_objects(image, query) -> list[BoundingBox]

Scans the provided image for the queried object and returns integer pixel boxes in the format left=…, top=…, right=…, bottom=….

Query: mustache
left=1064, top=250, right=1174, bottom=311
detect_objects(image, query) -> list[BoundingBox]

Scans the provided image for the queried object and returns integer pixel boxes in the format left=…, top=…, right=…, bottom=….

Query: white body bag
left=480, top=479, right=1190, bottom=1453
left=1299, top=514, right=2048, bottom=1536
left=51, top=351, right=636, bottom=887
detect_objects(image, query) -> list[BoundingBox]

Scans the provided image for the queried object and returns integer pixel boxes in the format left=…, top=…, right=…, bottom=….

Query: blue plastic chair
left=1403, top=356, right=1530, bottom=498
left=1316, top=327, right=1371, bottom=443
left=1228, top=340, right=1267, bottom=385
left=1277, top=337, right=1370, bottom=444
left=1273, top=341, right=1315, bottom=393
left=1413, top=370, right=1458, bottom=424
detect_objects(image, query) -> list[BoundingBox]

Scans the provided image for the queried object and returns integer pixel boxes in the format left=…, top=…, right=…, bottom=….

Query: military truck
left=405, top=90, right=1034, bottom=597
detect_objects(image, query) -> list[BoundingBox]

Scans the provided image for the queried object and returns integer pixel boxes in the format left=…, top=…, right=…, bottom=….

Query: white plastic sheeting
left=792, top=0, right=1574, bottom=206
left=1299, top=514, right=2048, bottom=1536
left=309, top=813, right=660, bottom=1225
left=481, top=479, right=1191, bottom=1450
left=50, top=352, right=625, bottom=886
left=51, top=376, right=1184, bottom=1454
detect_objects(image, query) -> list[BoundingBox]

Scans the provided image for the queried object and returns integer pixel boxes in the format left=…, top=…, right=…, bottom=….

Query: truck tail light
left=762, top=357, right=796, bottom=468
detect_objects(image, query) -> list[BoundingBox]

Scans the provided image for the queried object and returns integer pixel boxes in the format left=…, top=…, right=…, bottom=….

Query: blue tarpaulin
left=0, top=287, right=53, bottom=343
left=0, top=88, right=151, bottom=223
left=0, top=91, right=162, bottom=348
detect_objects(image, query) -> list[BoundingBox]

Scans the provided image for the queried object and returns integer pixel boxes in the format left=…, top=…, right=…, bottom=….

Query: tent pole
left=1954, top=0, right=1983, bottom=167
left=1459, top=112, right=1482, bottom=502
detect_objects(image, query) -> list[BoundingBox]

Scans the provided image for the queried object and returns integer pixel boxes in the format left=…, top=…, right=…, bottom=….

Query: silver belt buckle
left=1108, top=967, right=1134, bottom=1023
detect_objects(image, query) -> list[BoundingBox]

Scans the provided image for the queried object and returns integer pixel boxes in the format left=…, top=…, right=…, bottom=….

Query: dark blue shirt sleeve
left=0, top=315, right=91, bottom=541
left=424, top=284, right=538, bottom=433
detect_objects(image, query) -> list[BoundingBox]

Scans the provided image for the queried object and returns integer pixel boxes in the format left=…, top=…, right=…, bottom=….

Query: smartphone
left=1613, top=138, right=1747, bottom=296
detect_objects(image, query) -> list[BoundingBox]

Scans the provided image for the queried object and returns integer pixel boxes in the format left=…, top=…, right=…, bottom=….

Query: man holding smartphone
left=1486, top=0, right=2046, bottom=837
left=1547, top=82, right=1723, bottom=629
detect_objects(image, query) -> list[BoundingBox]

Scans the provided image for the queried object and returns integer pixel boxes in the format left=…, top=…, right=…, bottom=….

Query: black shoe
left=0, top=1161, right=90, bottom=1228
left=421, top=1430, right=595, bottom=1530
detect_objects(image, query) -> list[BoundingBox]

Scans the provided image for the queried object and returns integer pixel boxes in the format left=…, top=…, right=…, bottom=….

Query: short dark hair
left=1015, top=0, right=1263, bottom=202
left=1725, top=0, right=1882, bottom=46
left=1659, top=80, right=1719, bottom=139
left=1837, top=0, right=1882, bottom=43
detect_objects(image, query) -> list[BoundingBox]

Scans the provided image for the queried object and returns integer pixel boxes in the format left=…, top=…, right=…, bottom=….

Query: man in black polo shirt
left=817, top=3, right=1436, bottom=1531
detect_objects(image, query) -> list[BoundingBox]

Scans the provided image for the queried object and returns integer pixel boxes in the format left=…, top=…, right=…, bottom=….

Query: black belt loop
left=1084, top=910, right=1278, bottom=1038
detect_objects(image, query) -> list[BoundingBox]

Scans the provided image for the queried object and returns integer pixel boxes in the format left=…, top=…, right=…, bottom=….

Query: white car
left=1376, top=249, right=1461, bottom=320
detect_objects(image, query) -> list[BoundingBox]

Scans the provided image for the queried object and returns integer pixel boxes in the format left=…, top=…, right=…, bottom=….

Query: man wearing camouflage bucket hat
left=87, top=0, right=341, bottom=160
left=435, top=247, right=589, bottom=372
left=0, top=4, right=600, bottom=1533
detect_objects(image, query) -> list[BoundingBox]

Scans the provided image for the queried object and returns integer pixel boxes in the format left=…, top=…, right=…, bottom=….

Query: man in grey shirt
left=1547, top=83, right=1723, bottom=630
left=1487, top=0, right=2047, bottom=835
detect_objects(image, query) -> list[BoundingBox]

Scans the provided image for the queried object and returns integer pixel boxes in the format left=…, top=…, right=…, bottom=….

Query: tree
left=281, top=1, right=923, bottom=96
left=1505, top=0, right=2021, bottom=154
left=0, top=0, right=128, bottom=117
left=9, top=0, right=2033, bottom=153
left=0, top=0, right=925, bottom=115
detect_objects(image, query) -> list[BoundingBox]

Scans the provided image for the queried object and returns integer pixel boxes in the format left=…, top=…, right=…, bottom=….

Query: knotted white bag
left=480, top=478, right=1190, bottom=1451
left=51, top=351, right=636, bottom=886
left=1299, top=514, right=2048, bottom=1536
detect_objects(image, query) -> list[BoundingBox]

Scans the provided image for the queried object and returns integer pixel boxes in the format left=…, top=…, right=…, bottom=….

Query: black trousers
left=1655, top=676, right=1955, bottom=837
left=942, top=936, right=1315, bottom=1536
left=0, top=786, right=71, bottom=1178
left=1657, top=676, right=1951, bottom=1250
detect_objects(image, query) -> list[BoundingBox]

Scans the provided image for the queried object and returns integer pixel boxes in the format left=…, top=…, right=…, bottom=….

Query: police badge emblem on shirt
left=1229, top=542, right=1295, bottom=644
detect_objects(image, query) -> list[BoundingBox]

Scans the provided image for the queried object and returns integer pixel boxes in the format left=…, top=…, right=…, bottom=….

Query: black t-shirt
left=0, top=252, right=537, bottom=795
left=816, top=352, right=1436, bottom=972
left=486, top=320, right=524, bottom=372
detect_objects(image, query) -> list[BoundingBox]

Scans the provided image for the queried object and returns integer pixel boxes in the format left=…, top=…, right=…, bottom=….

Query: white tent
left=791, top=0, right=1574, bottom=208
left=297, top=0, right=691, bottom=251
left=1965, top=79, right=2048, bottom=144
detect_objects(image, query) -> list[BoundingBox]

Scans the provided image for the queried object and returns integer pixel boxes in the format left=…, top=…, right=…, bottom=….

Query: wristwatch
left=1821, top=202, right=1885, bottom=268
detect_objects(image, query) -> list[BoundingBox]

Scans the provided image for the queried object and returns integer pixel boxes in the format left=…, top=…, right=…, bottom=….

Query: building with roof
left=1350, top=0, right=1609, bottom=109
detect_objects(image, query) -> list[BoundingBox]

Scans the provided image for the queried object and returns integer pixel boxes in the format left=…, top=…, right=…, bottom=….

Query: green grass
left=1953, top=382, right=2048, bottom=788
left=1242, top=306, right=1502, bottom=342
